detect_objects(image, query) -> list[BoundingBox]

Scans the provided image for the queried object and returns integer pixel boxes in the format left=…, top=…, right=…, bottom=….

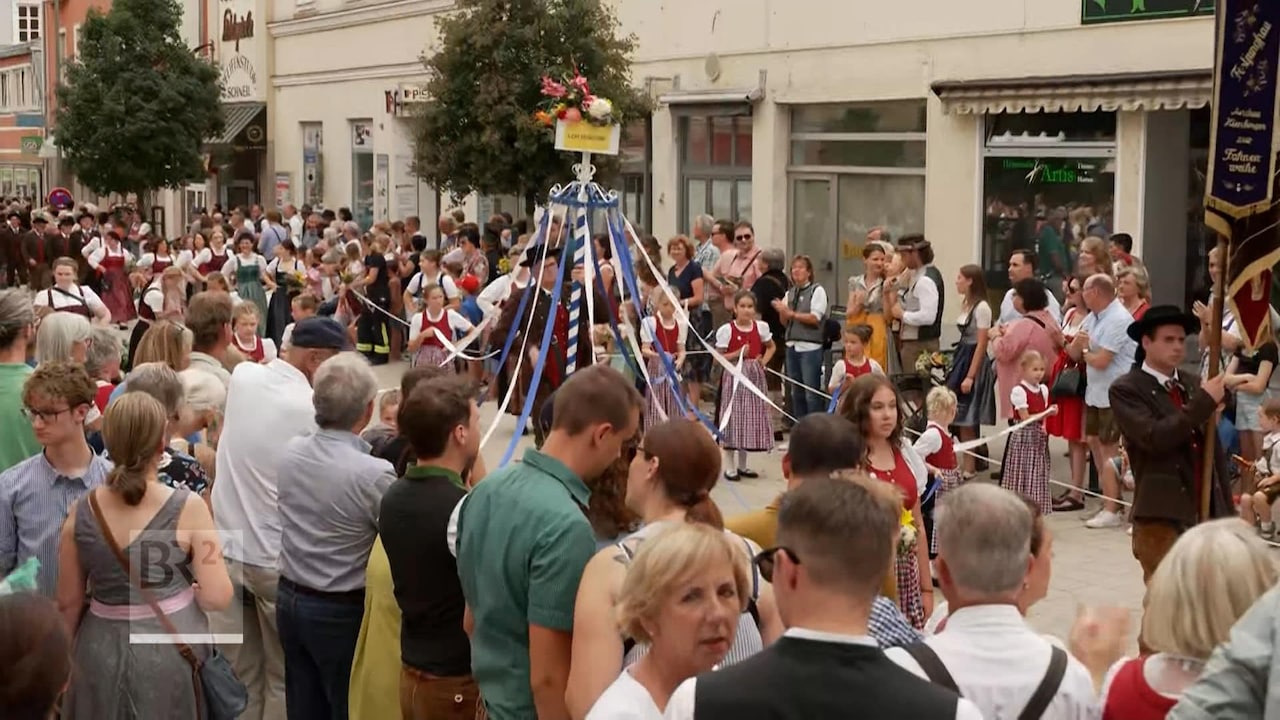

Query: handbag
left=88, top=490, right=248, bottom=720
left=1051, top=364, right=1086, bottom=398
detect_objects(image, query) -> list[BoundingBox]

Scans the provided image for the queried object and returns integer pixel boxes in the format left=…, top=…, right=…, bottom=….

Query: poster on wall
left=1081, top=0, right=1213, bottom=24
left=375, top=154, right=389, bottom=222
left=2, top=167, right=14, bottom=197
left=351, top=122, right=373, bottom=152
left=275, top=173, right=291, bottom=209
left=303, top=123, right=323, bottom=206
left=394, top=155, right=418, bottom=220
left=218, top=0, right=264, bottom=101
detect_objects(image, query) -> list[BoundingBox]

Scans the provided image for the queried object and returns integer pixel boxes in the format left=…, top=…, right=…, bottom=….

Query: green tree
left=410, top=0, right=651, bottom=213
left=54, top=0, right=223, bottom=199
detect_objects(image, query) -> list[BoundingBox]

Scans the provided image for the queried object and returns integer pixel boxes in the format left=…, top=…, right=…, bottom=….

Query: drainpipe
left=50, top=0, right=61, bottom=189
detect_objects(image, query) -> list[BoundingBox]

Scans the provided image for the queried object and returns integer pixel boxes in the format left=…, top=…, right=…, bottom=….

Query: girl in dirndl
left=714, top=290, right=776, bottom=481
left=223, top=232, right=271, bottom=337
left=912, top=386, right=960, bottom=556
left=1005, top=350, right=1056, bottom=515
left=407, top=284, right=474, bottom=369
left=87, top=230, right=135, bottom=324
left=640, top=288, right=687, bottom=428
left=840, top=373, right=932, bottom=629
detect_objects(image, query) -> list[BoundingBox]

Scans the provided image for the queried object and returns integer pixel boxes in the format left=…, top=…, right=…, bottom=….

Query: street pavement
left=369, top=360, right=1147, bottom=649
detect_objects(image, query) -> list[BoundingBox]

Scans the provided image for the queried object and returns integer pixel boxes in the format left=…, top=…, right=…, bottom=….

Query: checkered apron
left=895, top=543, right=925, bottom=630
left=644, top=355, right=684, bottom=428
left=928, top=467, right=964, bottom=555
left=410, top=343, right=450, bottom=369
left=1004, top=421, right=1052, bottom=515
left=719, top=359, right=774, bottom=452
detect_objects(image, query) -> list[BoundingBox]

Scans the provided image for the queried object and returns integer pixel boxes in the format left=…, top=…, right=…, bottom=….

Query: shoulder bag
left=87, top=490, right=247, bottom=720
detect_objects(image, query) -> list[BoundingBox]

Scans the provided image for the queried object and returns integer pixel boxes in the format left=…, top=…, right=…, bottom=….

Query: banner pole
left=1201, top=234, right=1227, bottom=522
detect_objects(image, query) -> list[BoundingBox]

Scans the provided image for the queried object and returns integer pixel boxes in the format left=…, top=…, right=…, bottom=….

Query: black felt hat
left=519, top=243, right=563, bottom=268
left=1127, top=304, right=1201, bottom=342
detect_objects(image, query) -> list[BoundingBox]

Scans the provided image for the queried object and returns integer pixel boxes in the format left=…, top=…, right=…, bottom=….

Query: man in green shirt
left=0, top=289, right=38, bottom=472
left=456, top=364, right=642, bottom=720
left=1036, top=210, right=1069, bottom=301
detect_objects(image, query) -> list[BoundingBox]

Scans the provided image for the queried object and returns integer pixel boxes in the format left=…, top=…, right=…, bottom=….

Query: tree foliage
left=410, top=0, right=651, bottom=210
left=54, top=0, right=223, bottom=197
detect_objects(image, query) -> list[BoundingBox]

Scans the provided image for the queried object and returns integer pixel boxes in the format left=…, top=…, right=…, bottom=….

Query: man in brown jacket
left=1110, top=305, right=1232, bottom=583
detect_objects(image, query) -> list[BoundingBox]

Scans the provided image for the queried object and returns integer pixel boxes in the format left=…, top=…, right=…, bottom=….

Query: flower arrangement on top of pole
left=535, top=69, right=623, bottom=158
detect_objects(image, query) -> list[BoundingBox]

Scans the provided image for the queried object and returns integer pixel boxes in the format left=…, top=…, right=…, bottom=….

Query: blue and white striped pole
left=564, top=154, right=594, bottom=376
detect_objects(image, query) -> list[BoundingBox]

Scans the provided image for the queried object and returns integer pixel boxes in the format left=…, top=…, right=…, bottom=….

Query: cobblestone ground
left=372, top=361, right=1147, bottom=650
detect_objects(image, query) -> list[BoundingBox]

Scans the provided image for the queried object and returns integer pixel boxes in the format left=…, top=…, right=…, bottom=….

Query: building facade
left=0, top=42, right=45, bottom=200
left=268, top=0, right=1214, bottom=306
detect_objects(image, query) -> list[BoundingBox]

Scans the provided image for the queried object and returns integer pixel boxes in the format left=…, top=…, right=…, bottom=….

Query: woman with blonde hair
left=1099, top=519, right=1277, bottom=717
left=585, top=522, right=751, bottom=718
left=1116, top=265, right=1151, bottom=320
left=1077, top=236, right=1112, bottom=278
left=132, top=320, right=192, bottom=371
left=566, top=419, right=782, bottom=718
left=56, top=392, right=233, bottom=719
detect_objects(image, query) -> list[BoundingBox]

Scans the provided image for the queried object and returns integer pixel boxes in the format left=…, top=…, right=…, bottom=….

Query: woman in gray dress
left=56, top=392, right=233, bottom=719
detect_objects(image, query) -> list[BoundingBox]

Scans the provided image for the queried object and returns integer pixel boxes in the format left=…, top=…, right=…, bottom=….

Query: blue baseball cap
left=289, top=317, right=351, bottom=350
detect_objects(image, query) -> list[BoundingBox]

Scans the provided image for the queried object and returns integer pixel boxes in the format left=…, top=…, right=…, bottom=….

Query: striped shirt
left=0, top=451, right=112, bottom=595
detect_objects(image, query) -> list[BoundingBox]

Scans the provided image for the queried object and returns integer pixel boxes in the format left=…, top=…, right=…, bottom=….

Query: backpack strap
left=902, top=643, right=960, bottom=696
left=1018, top=646, right=1068, bottom=720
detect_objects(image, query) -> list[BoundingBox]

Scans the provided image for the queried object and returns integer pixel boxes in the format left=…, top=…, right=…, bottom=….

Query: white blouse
left=407, top=308, right=474, bottom=344
left=87, top=244, right=130, bottom=270
left=137, top=252, right=174, bottom=270
left=714, top=320, right=773, bottom=349
left=33, top=285, right=107, bottom=315
left=584, top=669, right=663, bottom=720
left=223, top=253, right=268, bottom=279
left=640, top=315, right=687, bottom=347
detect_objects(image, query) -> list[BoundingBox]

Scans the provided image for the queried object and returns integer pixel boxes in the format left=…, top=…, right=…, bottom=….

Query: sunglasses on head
left=752, top=546, right=800, bottom=584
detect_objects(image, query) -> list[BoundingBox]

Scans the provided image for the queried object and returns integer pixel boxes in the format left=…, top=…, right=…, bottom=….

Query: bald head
left=1082, top=273, right=1115, bottom=312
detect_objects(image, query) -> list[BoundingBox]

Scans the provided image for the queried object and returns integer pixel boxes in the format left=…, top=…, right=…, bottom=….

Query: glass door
left=790, top=175, right=836, bottom=296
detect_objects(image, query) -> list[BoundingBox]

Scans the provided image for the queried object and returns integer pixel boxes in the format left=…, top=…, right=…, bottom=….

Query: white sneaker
left=1085, top=510, right=1125, bottom=529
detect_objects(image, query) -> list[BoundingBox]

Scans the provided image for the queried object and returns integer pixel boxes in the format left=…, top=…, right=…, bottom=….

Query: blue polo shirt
left=1081, top=299, right=1137, bottom=409
left=455, top=448, right=595, bottom=720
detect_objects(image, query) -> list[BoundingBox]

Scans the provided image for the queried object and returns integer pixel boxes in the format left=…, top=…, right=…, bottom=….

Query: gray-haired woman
left=750, top=249, right=790, bottom=426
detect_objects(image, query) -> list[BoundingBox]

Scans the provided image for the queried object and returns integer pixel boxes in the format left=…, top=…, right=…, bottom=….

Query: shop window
left=679, top=114, right=752, bottom=230
left=618, top=120, right=651, bottom=230
left=786, top=100, right=927, bottom=297
left=351, top=120, right=374, bottom=229
left=980, top=111, right=1117, bottom=298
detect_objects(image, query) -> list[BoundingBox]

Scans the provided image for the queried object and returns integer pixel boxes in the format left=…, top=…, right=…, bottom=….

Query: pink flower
left=540, top=76, right=567, bottom=98
left=569, top=73, right=590, bottom=93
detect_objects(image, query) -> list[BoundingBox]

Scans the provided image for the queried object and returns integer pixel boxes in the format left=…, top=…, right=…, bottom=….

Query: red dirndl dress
left=1005, top=382, right=1053, bottom=514
left=717, top=321, right=774, bottom=452
left=868, top=449, right=925, bottom=630
left=1101, top=656, right=1179, bottom=720
left=644, top=317, right=684, bottom=427
left=234, top=335, right=267, bottom=363
left=1046, top=308, right=1084, bottom=442
left=411, top=309, right=453, bottom=368
left=98, top=246, right=135, bottom=322
left=922, top=422, right=961, bottom=555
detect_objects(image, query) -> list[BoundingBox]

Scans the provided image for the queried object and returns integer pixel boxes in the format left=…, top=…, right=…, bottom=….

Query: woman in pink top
left=989, top=278, right=1063, bottom=421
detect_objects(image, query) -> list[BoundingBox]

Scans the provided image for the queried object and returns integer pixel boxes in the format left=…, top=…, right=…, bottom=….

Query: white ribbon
left=616, top=214, right=796, bottom=424
left=718, top=352, right=746, bottom=433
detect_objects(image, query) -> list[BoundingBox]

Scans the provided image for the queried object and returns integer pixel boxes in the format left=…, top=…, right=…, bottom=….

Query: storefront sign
left=217, top=0, right=264, bottom=102
left=554, top=120, right=621, bottom=155
left=1206, top=0, right=1280, bottom=220
left=1001, top=158, right=1099, bottom=185
left=385, top=84, right=428, bottom=116
left=19, top=136, right=41, bottom=154
left=1082, top=0, right=1213, bottom=24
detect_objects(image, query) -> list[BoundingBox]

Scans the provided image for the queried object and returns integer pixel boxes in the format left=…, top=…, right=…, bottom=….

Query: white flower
left=587, top=97, right=613, bottom=121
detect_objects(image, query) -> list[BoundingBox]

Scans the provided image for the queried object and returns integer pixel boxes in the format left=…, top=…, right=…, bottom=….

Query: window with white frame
left=72, top=24, right=80, bottom=58
left=14, top=4, right=40, bottom=42
left=0, top=66, right=36, bottom=112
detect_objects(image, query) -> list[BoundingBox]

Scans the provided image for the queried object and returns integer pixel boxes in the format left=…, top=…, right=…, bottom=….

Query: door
left=790, top=175, right=836, bottom=298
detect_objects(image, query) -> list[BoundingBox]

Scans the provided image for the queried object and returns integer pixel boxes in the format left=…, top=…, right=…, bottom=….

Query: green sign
left=1082, top=0, right=1212, bottom=24
left=1001, top=158, right=1100, bottom=185
left=19, top=136, right=41, bottom=154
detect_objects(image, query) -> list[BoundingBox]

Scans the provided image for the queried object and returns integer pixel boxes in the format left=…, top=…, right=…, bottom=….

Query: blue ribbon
left=498, top=233, right=577, bottom=467
left=826, top=384, right=842, bottom=414
left=484, top=212, right=551, bottom=404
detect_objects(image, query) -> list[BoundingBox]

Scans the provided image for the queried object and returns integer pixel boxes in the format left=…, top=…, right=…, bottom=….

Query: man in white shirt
left=886, top=484, right=1099, bottom=720
left=284, top=204, right=304, bottom=240
left=893, top=236, right=942, bottom=369
left=209, top=317, right=347, bottom=720
left=665, top=475, right=982, bottom=720
left=999, top=249, right=1063, bottom=326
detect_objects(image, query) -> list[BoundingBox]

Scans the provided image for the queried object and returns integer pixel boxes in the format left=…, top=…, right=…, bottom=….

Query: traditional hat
left=31, top=212, right=47, bottom=225
left=1126, top=304, right=1201, bottom=342
left=519, top=243, right=563, bottom=268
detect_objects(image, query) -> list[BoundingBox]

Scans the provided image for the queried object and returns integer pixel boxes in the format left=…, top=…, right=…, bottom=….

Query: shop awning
left=208, top=102, right=265, bottom=145
left=931, top=69, right=1211, bottom=115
